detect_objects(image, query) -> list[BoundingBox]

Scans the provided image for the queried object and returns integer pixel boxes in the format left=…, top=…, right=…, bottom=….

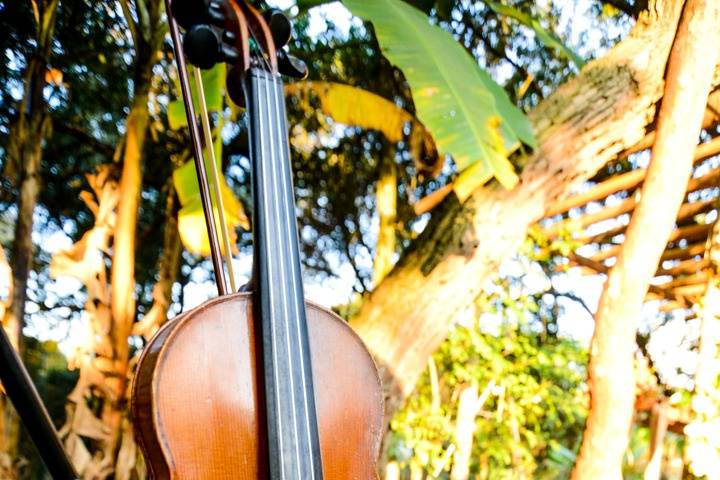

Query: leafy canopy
left=299, top=0, right=537, bottom=198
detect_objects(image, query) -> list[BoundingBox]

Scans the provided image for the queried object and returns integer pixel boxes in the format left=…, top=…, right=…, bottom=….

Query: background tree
left=3, top=0, right=720, bottom=478
left=0, top=1, right=59, bottom=474
left=571, top=1, right=720, bottom=477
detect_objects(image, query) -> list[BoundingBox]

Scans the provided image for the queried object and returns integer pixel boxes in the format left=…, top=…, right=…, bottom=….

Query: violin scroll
left=171, top=0, right=307, bottom=86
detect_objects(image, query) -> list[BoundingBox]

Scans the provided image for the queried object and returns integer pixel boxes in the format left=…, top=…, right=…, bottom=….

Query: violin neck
left=244, top=68, right=324, bottom=479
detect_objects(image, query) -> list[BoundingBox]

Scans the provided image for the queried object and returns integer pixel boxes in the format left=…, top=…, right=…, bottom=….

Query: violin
left=131, top=1, right=384, bottom=478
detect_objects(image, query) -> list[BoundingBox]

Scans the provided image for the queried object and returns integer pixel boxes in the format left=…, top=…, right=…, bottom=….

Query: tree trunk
left=351, top=0, right=704, bottom=422
left=56, top=2, right=165, bottom=472
left=384, top=462, right=400, bottom=480
left=1, top=1, right=59, bottom=471
left=102, top=93, right=150, bottom=457
left=2, top=66, right=49, bottom=477
left=449, top=381, right=494, bottom=480
left=571, top=1, right=720, bottom=478
left=450, top=385, right=479, bottom=480
left=643, top=399, right=668, bottom=480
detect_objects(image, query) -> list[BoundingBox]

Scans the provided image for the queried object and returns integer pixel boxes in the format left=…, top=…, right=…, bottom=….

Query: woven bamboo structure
left=538, top=91, right=720, bottom=318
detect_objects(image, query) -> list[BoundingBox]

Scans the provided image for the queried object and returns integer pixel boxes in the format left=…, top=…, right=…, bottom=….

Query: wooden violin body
left=133, top=2, right=385, bottom=477
left=132, top=292, right=384, bottom=479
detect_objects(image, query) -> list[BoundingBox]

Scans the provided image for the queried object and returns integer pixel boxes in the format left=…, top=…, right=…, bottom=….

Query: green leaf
left=172, top=115, right=249, bottom=256
left=287, top=81, right=419, bottom=142
left=483, top=0, right=585, bottom=69
left=167, top=63, right=226, bottom=130
left=173, top=148, right=250, bottom=256
left=172, top=134, right=224, bottom=206
left=286, top=80, right=437, bottom=170
left=342, top=0, right=535, bottom=194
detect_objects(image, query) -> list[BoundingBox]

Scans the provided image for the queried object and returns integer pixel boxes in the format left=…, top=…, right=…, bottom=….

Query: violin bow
left=165, top=0, right=233, bottom=295
left=191, top=66, right=238, bottom=292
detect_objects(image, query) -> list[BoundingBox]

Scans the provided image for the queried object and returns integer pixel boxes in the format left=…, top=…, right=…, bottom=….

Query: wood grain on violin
left=132, top=293, right=383, bottom=479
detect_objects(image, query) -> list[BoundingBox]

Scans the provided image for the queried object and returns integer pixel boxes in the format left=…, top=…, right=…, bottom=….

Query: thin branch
left=136, top=0, right=152, bottom=43
left=549, top=286, right=594, bottom=317
left=339, top=223, right=370, bottom=294
left=53, top=121, right=115, bottom=157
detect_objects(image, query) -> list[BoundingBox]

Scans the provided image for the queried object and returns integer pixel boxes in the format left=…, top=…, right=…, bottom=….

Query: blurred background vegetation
left=2, top=0, right=720, bottom=478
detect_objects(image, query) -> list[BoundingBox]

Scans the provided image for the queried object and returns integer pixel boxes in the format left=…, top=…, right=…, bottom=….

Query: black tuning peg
left=226, top=66, right=246, bottom=108
left=183, top=24, right=239, bottom=70
left=277, top=50, right=308, bottom=79
left=171, top=0, right=210, bottom=30
left=263, top=9, right=292, bottom=49
left=171, top=0, right=226, bottom=31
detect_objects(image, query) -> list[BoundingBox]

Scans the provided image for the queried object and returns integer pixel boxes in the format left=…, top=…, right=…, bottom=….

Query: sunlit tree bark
left=53, top=1, right=167, bottom=477
left=351, top=0, right=706, bottom=424
left=450, top=382, right=493, bottom=480
left=0, top=245, right=15, bottom=478
left=643, top=399, right=668, bottom=480
left=571, top=1, right=720, bottom=477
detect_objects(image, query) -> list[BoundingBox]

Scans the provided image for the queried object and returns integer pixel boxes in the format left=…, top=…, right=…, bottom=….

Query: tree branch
left=53, top=121, right=115, bottom=157
left=549, top=286, right=594, bottom=317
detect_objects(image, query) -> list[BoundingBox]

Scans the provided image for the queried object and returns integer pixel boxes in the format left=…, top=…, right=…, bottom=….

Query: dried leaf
left=114, top=420, right=138, bottom=480
left=72, top=401, right=111, bottom=441
left=64, top=433, right=92, bottom=475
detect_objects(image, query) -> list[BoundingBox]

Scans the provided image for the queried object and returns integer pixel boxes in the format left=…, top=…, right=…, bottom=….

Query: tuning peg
left=263, top=9, right=292, bottom=49
left=220, top=44, right=241, bottom=64
left=223, top=30, right=236, bottom=43
left=183, top=24, right=222, bottom=69
left=277, top=50, right=308, bottom=79
left=171, top=0, right=212, bottom=31
left=184, top=24, right=241, bottom=69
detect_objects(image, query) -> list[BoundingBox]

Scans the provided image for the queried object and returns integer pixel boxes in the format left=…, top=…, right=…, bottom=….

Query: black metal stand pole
left=0, top=327, right=77, bottom=479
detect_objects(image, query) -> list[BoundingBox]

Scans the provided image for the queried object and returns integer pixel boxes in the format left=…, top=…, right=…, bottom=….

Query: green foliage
left=341, top=0, right=536, bottom=196
left=166, top=63, right=249, bottom=255
left=18, top=338, right=78, bottom=480
left=388, top=315, right=588, bottom=478
left=383, top=227, right=592, bottom=478
left=483, top=1, right=585, bottom=69
left=167, top=64, right=226, bottom=130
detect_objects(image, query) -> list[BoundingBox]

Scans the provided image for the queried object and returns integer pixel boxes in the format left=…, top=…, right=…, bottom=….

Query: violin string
left=265, top=70, right=303, bottom=478
left=270, top=70, right=317, bottom=477
left=246, top=20, right=273, bottom=73
left=192, top=66, right=238, bottom=293
left=247, top=11, right=315, bottom=474
left=257, top=73, right=287, bottom=478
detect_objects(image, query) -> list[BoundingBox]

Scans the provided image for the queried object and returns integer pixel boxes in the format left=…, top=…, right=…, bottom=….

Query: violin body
left=131, top=292, right=384, bottom=479
left=134, top=2, right=385, bottom=477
